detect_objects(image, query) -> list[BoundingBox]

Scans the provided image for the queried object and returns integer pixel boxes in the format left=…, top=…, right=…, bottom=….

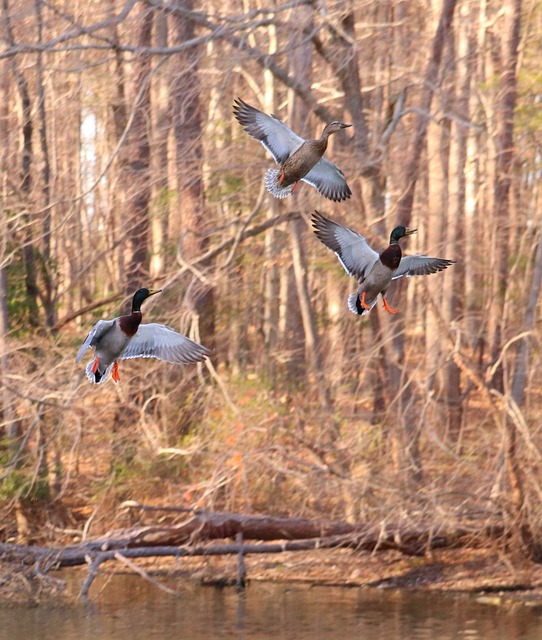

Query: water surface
left=1, top=574, right=541, bottom=639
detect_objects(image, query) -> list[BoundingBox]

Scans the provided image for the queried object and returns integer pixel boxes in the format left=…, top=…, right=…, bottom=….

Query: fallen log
left=0, top=509, right=502, bottom=567
left=89, top=507, right=363, bottom=550
left=86, top=505, right=502, bottom=553
left=0, top=508, right=505, bottom=600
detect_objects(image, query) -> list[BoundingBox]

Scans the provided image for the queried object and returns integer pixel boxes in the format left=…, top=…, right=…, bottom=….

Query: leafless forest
left=1, top=0, right=541, bottom=559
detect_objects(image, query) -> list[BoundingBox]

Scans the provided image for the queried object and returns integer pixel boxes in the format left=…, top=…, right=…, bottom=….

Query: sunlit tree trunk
left=261, top=22, right=280, bottom=381
left=151, top=10, right=170, bottom=279
left=124, top=3, right=153, bottom=293
left=442, top=4, right=474, bottom=444
left=424, top=7, right=450, bottom=401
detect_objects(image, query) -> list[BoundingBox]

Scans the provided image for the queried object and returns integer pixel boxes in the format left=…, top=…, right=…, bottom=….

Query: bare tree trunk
left=289, top=217, right=329, bottom=409
left=0, top=59, right=19, bottom=453
left=322, top=0, right=371, bottom=168
left=124, top=3, right=153, bottom=293
left=488, top=0, right=521, bottom=394
left=261, top=25, right=280, bottom=382
left=170, top=0, right=214, bottom=342
left=511, top=227, right=542, bottom=408
left=383, top=0, right=459, bottom=482
left=442, top=5, right=474, bottom=444
left=150, top=9, right=170, bottom=279
left=110, top=9, right=128, bottom=287
left=1, top=1, right=35, bottom=454
left=278, top=254, right=305, bottom=383
left=487, top=0, right=537, bottom=560
left=34, top=0, right=55, bottom=327
left=285, top=5, right=327, bottom=398
left=2, top=0, right=39, bottom=328
left=0, top=267, right=20, bottom=454
left=396, top=0, right=459, bottom=225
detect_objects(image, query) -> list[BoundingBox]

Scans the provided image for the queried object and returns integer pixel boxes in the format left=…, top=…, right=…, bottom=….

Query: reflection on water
left=1, top=574, right=542, bottom=640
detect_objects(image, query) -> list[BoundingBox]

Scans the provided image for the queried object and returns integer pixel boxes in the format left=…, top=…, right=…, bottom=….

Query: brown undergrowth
left=2, top=334, right=542, bottom=603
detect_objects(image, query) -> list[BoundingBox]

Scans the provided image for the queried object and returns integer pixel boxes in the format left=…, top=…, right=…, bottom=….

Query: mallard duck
left=76, top=288, right=212, bottom=384
left=233, top=97, right=352, bottom=202
left=311, top=211, right=455, bottom=316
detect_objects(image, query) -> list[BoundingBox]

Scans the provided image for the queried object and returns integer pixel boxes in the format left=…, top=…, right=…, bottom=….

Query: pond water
left=1, top=574, right=542, bottom=639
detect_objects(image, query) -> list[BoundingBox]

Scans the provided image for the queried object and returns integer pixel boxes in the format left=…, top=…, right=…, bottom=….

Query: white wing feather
left=302, top=159, right=352, bottom=202
left=392, top=255, right=456, bottom=279
left=233, top=98, right=304, bottom=164
left=119, top=324, right=211, bottom=365
left=311, top=212, right=380, bottom=281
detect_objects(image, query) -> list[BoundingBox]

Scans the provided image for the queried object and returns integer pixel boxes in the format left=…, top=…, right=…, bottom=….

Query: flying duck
left=233, top=97, right=352, bottom=202
left=311, top=211, right=455, bottom=315
left=76, top=288, right=211, bottom=384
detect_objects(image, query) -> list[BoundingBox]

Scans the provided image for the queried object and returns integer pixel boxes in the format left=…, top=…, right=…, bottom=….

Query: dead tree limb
left=0, top=508, right=509, bottom=600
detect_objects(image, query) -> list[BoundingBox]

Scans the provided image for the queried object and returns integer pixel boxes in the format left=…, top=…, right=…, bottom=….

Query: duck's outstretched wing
left=75, top=319, right=115, bottom=362
left=311, top=211, right=379, bottom=281
left=233, top=97, right=304, bottom=164
left=303, top=159, right=352, bottom=202
left=120, top=324, right=212, bottom=365
left=392, top=255, right=456, bottom=279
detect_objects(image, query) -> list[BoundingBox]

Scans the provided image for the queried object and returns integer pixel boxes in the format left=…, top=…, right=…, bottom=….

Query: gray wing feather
left=392, top=255, right=456, bottom=279
left=233, top=98, right=304, bottom=165
left=311, top=211, right=379, bottom=281
left=75, top=319, right=115, bottom=362
left=119, top=324, right=212, bottom=365
left=302, top=158, right=352, bottom=202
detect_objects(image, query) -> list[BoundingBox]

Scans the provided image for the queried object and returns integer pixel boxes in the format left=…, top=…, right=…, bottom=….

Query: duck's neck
left=313, top=135, right=329, bottom=155
left=380, top=243, right=402, bottom=270
left=119, top=311, right=142, bottom=337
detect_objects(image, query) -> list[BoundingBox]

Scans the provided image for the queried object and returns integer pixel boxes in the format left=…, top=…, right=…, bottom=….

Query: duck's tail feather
left=347, top=292, right=377, bottom=316
left=264, top=169, right=295, bottom=199
left=85, top=360, right=113, bottom=384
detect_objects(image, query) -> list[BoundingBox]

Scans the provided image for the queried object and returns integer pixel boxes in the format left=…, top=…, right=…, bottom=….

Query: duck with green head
left=233, top=98, right=352, bottom=202
left=76, top=288, right=211, bottom=384
left=311, top=211, right=455, bottom=316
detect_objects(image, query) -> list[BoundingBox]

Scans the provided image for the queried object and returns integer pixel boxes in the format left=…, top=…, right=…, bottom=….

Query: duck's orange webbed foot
left=291, top=180, right=300, bottom=194
left=112, top=362, right=121, bottom=382
left=382, top=297, right=399, bottom=314
left=91, top=357, right=100, bottom=373
left=278, top=168, right=285, bottom=186
left=360, top=291, right=372, bottom=311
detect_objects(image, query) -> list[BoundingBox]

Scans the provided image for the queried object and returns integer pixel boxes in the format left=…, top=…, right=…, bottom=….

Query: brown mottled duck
left=233, top=98, right=352, bottom=202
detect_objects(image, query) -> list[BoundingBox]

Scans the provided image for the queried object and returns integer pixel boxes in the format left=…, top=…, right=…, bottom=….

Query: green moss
left=0, top=471, right=50, bottom=501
